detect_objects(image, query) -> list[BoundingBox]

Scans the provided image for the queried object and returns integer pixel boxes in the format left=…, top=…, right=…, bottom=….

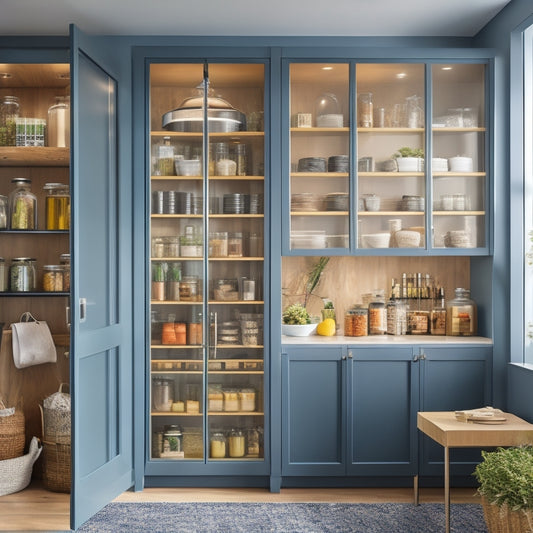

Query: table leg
left=444, top=446, right=450, bottom=533
left=413, top=475, right=419, bottom=506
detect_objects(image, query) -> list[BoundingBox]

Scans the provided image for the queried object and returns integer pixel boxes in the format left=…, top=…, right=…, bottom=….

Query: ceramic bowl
left=177, top=159, right=201, bottom=176
left=361, top=232, right=390, bottom=248
left=282, top=323, right=317, bottom=336
left=395, top=230, right=421, bottom=248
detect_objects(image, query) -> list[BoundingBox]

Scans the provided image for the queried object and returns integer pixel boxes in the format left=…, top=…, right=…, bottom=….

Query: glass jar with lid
left=43, top=183, right=70, bottom=230
left=228, top=232, right=243, bottom=257
left=386, top=298, right=407, bottom=335
left=47, top=96, right=70, bottom=147
left=43, top=265, right=64, bottom=292
left=446, top=288, right=477, bottom=336
left=9, top=257, right=35, bottom=292
left=430, top=288, right=446, bottom=335
left=368, top=292, right=386, bottom=335
left=0, top=258, right=6, bottom=292
left=9, top=178, right=37, bottom=230
left=162, top=424, right=183, bottom=457
left=60, top=253, right=70, bottom=291
left=228, top=428, right=245, bottom=458
left=153, top=136, right=176, bottom=176
left=0, top=96, right=20, bottom=146
left=210, top=431, right=226, bottom=458
left=0, top=195, right=7, bottom=229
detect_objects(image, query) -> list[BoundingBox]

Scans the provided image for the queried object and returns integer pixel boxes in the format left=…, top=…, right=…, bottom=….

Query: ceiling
left=0, top=0, right=512, bottom=38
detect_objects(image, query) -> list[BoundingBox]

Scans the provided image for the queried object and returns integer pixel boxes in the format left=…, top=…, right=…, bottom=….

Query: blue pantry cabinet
left=281, top=343, right=492, bottom=483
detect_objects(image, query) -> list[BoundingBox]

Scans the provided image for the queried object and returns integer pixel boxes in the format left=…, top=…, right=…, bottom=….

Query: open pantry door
left=69, top=25, right=134, bottom=529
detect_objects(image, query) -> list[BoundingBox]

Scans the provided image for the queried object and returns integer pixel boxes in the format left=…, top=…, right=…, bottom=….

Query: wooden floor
left=0, top=482, right=480, bottom=532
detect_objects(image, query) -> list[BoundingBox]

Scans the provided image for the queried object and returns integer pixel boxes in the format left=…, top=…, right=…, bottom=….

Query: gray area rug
left=77, top=502, right=488, bottom=532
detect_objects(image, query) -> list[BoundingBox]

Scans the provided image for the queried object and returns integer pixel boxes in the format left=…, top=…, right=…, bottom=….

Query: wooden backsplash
left=281, top=256, right=470, bottom=329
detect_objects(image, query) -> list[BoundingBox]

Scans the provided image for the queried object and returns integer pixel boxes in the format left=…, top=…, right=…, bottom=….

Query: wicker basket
left=482, top=496, right=533, bottom=533
left=0, top=400, right=25, bottom=461
left=41, top=439, right=71, bottom=493
left=0, top=437, right=41, bottom=496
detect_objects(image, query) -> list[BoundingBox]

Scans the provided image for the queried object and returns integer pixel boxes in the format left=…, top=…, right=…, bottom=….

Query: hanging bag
left=10, top=312, right=57, bottom=369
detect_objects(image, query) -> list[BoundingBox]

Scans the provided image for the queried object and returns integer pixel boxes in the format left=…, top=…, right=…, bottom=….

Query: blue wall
left=476, top=0, right=533, bottom=422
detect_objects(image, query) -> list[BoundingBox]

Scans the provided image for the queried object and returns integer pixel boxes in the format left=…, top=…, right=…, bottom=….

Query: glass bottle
left=9, top=178, right=37, bottom=230
left=154, top=136, right=175, bottom=176
left=430, top=288, right=447, bottom=335
left=43, top=183, right=70, bottom=230
left=47, top=96, right=70, bottom=147
left=9, top=257, right=34, bottom=292
left=0, top=96, right=20, bottom=146
left=368, top=292, right=386, bottom=335
left=357, top=92, right=373, bottom=128
left=446, top=288, right=477, bottom=336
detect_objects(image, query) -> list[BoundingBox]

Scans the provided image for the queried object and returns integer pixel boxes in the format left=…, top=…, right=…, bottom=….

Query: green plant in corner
left=393, top=146, right=424, bottom=159
left=304, top=256, right=330, bottom=307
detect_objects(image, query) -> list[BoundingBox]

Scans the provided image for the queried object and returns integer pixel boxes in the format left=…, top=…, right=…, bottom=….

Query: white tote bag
left=10, top=312, right=57, bottom=369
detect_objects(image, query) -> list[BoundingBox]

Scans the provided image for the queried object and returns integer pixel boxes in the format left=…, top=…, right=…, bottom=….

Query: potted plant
left=394, top=146, right=424, bottom=172
left=474, top=446, right=533, bottom=533
left=282, top=303, right=317, bottom=336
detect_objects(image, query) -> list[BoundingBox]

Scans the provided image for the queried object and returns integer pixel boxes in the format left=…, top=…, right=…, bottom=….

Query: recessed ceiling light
left=0, top=73, right=12, bottom=79
left=441, top=66, right=453, bottom=71
left=322, top=66, right=333, bottom=71
left=396, top=73, right=407, bottom=79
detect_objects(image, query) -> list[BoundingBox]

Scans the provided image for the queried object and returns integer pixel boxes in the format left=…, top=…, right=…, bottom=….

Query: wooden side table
left=417, top=411, right=533, bottom=533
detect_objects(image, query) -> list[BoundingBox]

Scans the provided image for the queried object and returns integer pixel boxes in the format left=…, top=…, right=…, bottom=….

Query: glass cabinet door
left=356, top=63, right=426, bottom=250
left=289, top=63, right=350, bottom=250
left=431, top=63, right=486, bottom=250
left=149, top=63, right=265, bottom=463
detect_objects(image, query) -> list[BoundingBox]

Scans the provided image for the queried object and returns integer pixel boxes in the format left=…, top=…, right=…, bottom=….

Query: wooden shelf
left=290, top=127, right=349, bottom=133
left=0, top=147, right=69, bottom=167
left=151, top=175, right=264, bottom=181
left=151, top=214, right=202, bottom=219
left=291, top=211, right=348, bottom=216
left=359, top=172, right=424, bottom=177
left=151, top=300, right=203, bottom=305
left=151, top=131, right=264, bottom=139
left=209, top=257, right=264, bottom=261
left=0, top=291, right=70, bottom=297
left=0, top=230, right=69, bottom=235
left=209, top=214, right=264, bottom=218
left=291, top=172, right=349, bottom=178
left=433, top=211, right=485, bottom=216
left=359, top=211, right=424, bottom=216
left=209, top=300, right=264, bottom=305
left=151, top=257, right=203, bottom=261
left=432, top=127, right=486, bottom=132
left=357, top=127, right=425, bottom=133
left=433, top=172, right=486, bottom=177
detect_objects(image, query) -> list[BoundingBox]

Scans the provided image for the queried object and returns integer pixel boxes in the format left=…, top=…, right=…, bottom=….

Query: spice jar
left=228, top=429, right=245, bottom=458
left=210, top=432, right=226, bottom=458
left=228, top=232, right=243, bottom=257
left=153, top=136, right=175, bottom=176
left=368, top=293, right=386, bottom=335
left=446, top=288, right=477, bottom=336
left=180, top=276, right=199, bottom=301
left=9, top=178, right=37, bottom=230
left=43, top=265, right=64, bottom=292
left=0, top=96, right=20, bottom=146
left=47, top=96, right=70, bottom=148
left=43, top=183, right=70, bottom=230
left=9, top=257, right=35, bottom=292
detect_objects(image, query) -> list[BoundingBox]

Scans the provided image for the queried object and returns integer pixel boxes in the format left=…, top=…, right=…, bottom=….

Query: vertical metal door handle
left=79, top=298, right=87, bottom=322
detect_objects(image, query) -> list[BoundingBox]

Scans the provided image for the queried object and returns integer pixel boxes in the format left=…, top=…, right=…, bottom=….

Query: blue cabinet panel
left=282, top=346, right=345, bottom=476
left=348, top=347, right=417, bottom=476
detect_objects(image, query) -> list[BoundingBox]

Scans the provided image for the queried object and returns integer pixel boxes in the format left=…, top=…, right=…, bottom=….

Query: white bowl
left=395, top=230, right=421, bottom=248
left=449, top=156, right=473, bottom=172
left=282, top=323, right=317, bottom=336
left=361, top=232, right=390, bottom=249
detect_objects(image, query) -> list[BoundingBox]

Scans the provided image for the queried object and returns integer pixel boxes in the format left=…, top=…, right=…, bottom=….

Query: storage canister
left=368, top=293, right=386, bottom=335
left=386, top=298, right=407, bottom=335
left=162, top=425, right=183, bottom=457
left=9, top=257, right=34, bottom=292
left=44, top=183, right=70, bottom=230
left=228, top=429, right=245, bottom=458
left=152, top=379, right=174, bottom=412
left=446, top=288, right=477, bottom=336
left=407, top=310, right=429, bottom=335
left=0, top=96, right=20, bottom=146
left=60, top=253, right=70, bottom=291
left=47, top=96, right=70, bottom=148
left=9, top=178, right=37, bottom=230
left=43, top=265, right=64, bottom=292
left=210, top=432, right=226, bottom=458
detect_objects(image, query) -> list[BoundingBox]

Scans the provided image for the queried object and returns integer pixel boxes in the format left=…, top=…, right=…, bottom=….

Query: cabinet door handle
left=79, top=298, right=87, bottom=322
left=348, top=351, right=353, bottom=359
left=413, top=355, right=419, bottom=362
left=342, top=355, right=346, bottom=360
left=419, top=352, right=426, bottom=360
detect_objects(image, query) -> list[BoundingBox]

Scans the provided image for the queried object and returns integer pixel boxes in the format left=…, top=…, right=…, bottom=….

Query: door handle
left=79, top=298, right=87, bottom=322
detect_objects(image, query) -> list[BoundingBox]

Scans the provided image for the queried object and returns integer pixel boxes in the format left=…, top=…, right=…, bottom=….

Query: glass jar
left=9, top=178, right=37, bottom=230
left=43, top=265, right=64, bottom=292
left=162, top=424, right=183, bottom=457
left=47, top=96, right=70, bottom=147
left=228, top=232, right=243, bottom=257
left=407, top=310, right=430, bottom=335
left=368, top=293, right=386, bottom=335
left=152, top=237, right=165, bottom=258
left=430, top=289, right=447, bottom=335
left=446, top=288, right=477, bottom=336
left=357, top=92, right=373, bottom=128
left=9, top=257, right=35, bottom=292
left=166, top=262, right=182, bottom=301
left=60, top=253, right=70, bottom=292
left=233, top=143, right=248, bottom=176
left=228, top=429, right=245, bottom=458
left=179, top=275, right=199, bottom=301
left=0, top=195, right=7, bottom=229
left=152, top=379, right=174, bottom=412
left=43, top=183, right=70, bottom=230
left=210, top=432, right=226, bottom=458
left=246, top=428, right=260, bottom=457
left=209, top=231, right=228, bottom=257
left=386, top=298, right=407, bottom=335
left=0, top=258, right=6, bottom=292
left=165, top=237, right=179, bottom=258
left=153, top=136, right=175, bottom=176
left=345, top=305, right=368, bottom=336
left=151, top=262, right=166, bottom=301
left=0, top=96, right=20, bottom=146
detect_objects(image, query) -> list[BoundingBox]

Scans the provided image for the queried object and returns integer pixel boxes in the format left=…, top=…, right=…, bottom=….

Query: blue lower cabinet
left=281, top=346, right=345, bottom=476
left=418, top=345, right=493, bottom=477
left=348, top=347, right=418, bottom=476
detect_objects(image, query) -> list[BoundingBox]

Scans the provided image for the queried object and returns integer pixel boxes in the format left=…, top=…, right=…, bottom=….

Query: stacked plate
left=328, top=155, right=349, bottom=172
left=223, top=193, right=246, bottom=214
left=432, top=158, right=448, bottom=172
left=297, top=157, right=327, bottom=172
left=449, top=156, right=474, bottom=172
left=402, top=195, right=425, bottom=211
left=290, top=230, right=327, bottom=249
left=325, top=192, right=349, bottom=211
left=291, top=193, right=321, bottom=212
left=246, top=193, right=263, bottom=214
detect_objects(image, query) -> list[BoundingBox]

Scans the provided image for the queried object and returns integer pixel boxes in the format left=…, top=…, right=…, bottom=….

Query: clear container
left=0, top=96, right=20, bottom=146
left=228, top=429, right=245, bottom=457
left=43, top=265, right=64, bottom=292
left=209, top=232, right=228, bottom=257
left=153, top=136, right=175, bottom=176
left=47, top=96, right=70, bottom=147
left=234, top=143, right=248, bottom=176
left=0, top=258, right=6, bottom=291
left=228, top=232, right=243, bottom=257
left=44, top=183, right=70, bottom=230
left=9, top=178, right=37, bottom=230
left=368, top=293, right=386, bottom=335
left=344, top=305, right=368, bottom=336
left=9, top=257, right=35, bottom=292
left=446, top=288, right=477, bottom=336
left=152, top=237, right=165, bottom=258
left=386, top=298, right=407, bottom=335
left=152, top=378, right=174, bottom=412
left=162, top=424, right=183, bottom=457
left=407, top=310, right=430, bottom=335
left=179, top=276, right=199, bottom=301
left=357, top=92, right=373, bottom=128
left=166, top=262, right=182, bottom=301
left=0, top=195, right=7, bottom=229
left=239, top=388, right=256, bottom=411
left=210, top=432, right=226, bottom=458
left=15, top=118, right=46, bottom=147
left=60, top=253, right=70, bottom=292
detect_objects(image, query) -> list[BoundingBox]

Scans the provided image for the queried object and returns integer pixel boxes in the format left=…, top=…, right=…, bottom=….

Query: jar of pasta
left=228, top=429, right=245, bottom=458
left=43, top=265, right=64, bottom=292
left=210, top=432, right=226, bottom=458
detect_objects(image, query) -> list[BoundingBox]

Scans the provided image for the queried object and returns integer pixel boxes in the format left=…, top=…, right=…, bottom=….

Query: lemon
left=317, top=318, right=336, bottom=336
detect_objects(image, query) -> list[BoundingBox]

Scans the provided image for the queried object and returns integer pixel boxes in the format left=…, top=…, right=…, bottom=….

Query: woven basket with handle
left=0, top=399, right=25, bottom=461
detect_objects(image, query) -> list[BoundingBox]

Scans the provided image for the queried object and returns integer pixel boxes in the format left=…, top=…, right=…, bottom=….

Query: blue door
left=70, top=25, right=134, bottom=529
